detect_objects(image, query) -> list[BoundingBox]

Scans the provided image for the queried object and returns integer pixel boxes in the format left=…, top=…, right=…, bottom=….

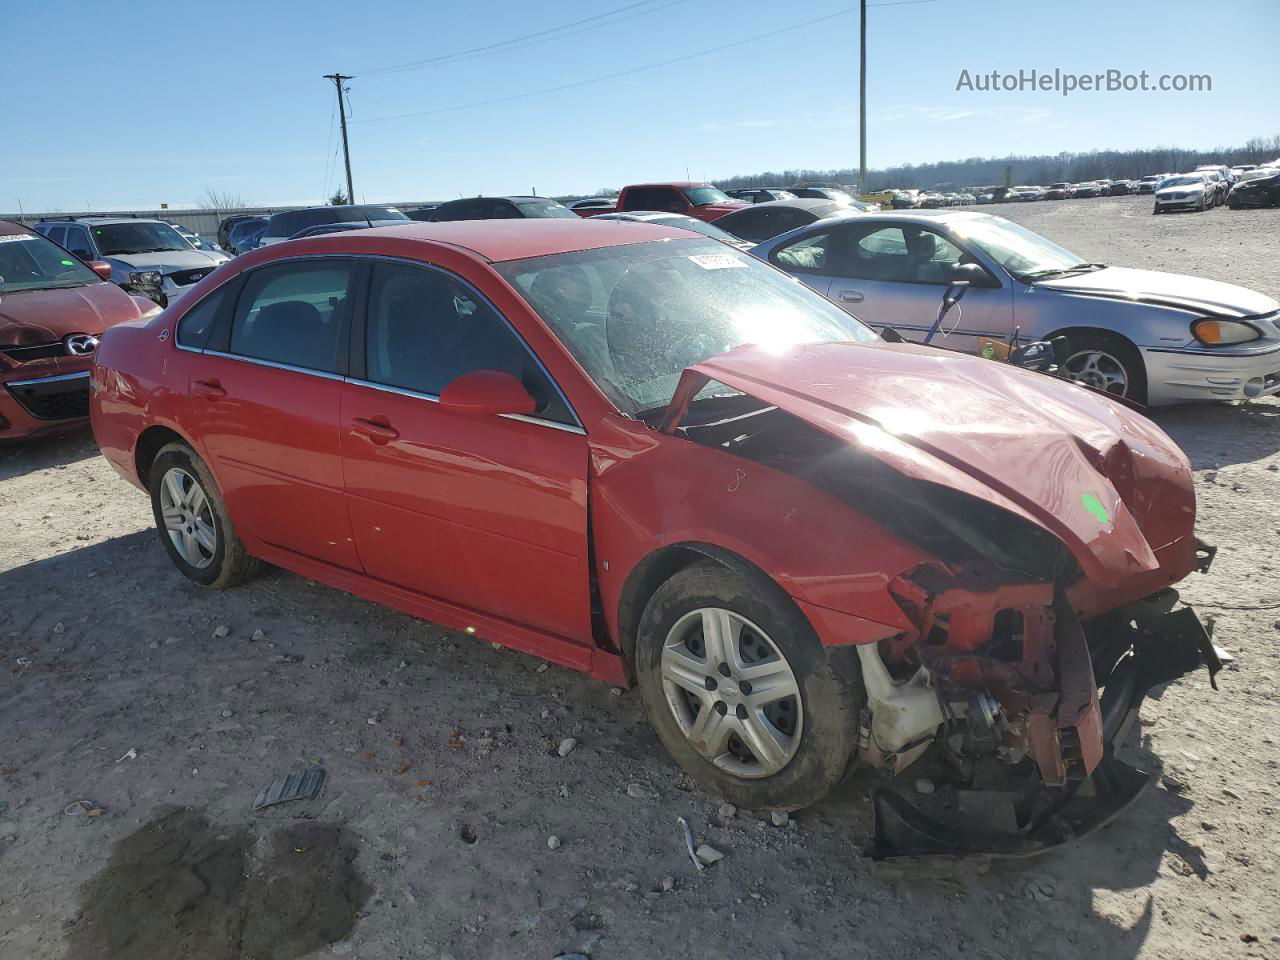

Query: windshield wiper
left=1021, top=262, right=1107, bottom=281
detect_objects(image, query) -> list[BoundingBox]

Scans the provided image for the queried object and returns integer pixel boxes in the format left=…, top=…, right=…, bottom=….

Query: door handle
left=351, top=417, right=400, bottom=445
left=838, top=291, right=865, bottom=303
left=192, top=378, right=226, bottom=399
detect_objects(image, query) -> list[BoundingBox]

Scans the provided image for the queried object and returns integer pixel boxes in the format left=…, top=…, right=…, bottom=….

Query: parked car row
left=874, top=162, right=1280, bottom=211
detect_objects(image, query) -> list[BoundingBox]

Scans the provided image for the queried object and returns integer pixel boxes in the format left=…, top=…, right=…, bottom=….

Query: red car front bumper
left=0, top=360, right=93, bottom=441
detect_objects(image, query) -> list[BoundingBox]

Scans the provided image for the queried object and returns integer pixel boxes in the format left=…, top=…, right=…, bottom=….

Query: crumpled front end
left=659, top=342, right=1226, bottom=856
left=861, top=565, right=1223, bottom=859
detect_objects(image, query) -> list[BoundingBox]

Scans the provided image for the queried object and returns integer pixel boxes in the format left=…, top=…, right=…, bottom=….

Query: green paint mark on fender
left=1082, top=493, right=1110, bottom=525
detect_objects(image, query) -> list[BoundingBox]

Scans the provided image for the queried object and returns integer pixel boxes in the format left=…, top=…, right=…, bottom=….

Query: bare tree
left=200, top=187, right=246, bottom=212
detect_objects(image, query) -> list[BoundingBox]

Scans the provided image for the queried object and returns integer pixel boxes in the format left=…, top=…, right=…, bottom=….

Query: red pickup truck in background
left=576, top=182, right=748, bottom=222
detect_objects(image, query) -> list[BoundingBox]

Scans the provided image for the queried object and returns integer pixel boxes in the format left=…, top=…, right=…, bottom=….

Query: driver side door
left=823, top=222, right=1013, bottom=354
left=340, top=259, right=593, bottom=645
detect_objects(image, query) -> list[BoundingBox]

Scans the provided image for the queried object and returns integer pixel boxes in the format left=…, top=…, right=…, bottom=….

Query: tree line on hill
left=604, top=135, right=1280, bottom=195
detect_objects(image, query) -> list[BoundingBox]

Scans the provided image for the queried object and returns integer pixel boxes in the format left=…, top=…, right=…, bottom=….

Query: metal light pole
left=859, top=0, right=867, bottom=193
left=324, top=73, right=355, bottom=203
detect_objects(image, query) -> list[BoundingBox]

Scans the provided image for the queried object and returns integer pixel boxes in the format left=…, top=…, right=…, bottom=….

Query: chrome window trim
left=202, top=349, right=347, bottom=382
left=343, top=376, right=585, bottom=435
left=7, top=370, right=92, bottom=389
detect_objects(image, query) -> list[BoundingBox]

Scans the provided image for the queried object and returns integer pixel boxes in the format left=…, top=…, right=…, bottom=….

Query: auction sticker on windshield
left=688, top=254, right=746, bottom=270
left=0, top=235, right=38, bottom=243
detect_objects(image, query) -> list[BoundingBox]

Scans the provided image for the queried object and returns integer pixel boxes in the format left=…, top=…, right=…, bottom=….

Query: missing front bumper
left=868, top=599, right=1222, bottom=860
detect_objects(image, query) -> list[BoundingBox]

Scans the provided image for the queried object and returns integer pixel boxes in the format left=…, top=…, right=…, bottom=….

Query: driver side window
left=840, top=226, right=966, bottom=284
left=364, top=263, right=572, bottom=424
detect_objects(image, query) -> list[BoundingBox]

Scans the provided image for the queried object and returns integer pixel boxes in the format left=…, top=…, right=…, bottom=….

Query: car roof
left=726, top=198, right=843, bottom=211
left=627, top=182, right=708, bottom=189
left=39, top=216, right=168, bottom=226
left=0, top=219, right=37, bottom=237
left=261, top=218, right=701, bottom=264
left=594, top=210, right=695, bottom=223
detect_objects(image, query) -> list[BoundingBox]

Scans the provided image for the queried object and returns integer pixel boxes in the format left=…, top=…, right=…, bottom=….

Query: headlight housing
left=1191, top=318, right=1262, bottom=346
left=128, top=270, right=163, bottom=287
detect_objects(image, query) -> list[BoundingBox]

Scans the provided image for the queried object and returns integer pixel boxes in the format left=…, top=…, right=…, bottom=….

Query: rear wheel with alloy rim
left=636, top=561, right=862, bottom=810
left=149, top=442, right=263, bottom=588
left=1059, top=332, right=1148, bottom=405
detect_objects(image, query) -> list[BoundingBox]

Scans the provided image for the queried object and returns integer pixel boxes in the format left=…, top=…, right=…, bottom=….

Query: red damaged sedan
left=91, top=219, right=1221, bottom=857
left=1, top=220, right=156, bottom=440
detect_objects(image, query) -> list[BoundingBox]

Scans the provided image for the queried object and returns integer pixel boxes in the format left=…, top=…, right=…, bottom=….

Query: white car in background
left=1154, top=174, right=1214, bottom=213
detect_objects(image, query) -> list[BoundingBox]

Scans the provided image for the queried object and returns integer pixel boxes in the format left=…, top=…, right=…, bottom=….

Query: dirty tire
left=149, top=442, right=263, bottom=589
left=1060, top=330, right=1149, bottom=406
left=635, top=561, right=862, bottom=811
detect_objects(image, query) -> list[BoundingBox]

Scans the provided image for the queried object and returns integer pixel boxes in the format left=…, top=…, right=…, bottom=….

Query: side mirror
left=1010, top=340, right=1055, bottom=371
left=942, top=280, right=970, bottom=311
left=945, top=262, right=990, bottom=285
left=438, top=370, right=537, bottom=417
left=89, top=261, right=113, bottom=280
left=880, top=326, right=905, bottom=343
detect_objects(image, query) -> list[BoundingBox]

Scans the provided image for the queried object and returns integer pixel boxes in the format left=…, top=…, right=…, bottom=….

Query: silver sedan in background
left=751, top=211, right=1280, bottom=405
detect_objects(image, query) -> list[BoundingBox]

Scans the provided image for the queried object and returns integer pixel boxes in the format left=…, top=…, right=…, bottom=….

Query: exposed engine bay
left=675, top=395, right=1224, bottom=857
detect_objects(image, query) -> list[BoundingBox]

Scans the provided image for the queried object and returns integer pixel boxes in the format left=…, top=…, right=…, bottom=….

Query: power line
left=354, top=9, right=854, bottom=124
left=357, top=0, right=671, bottom=78
left=352, top=0, right=943, bottom=124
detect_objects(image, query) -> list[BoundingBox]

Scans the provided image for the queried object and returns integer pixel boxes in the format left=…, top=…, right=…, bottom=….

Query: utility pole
left=324, top=73, right=355, bottom=204
left=858, top=0, right=867, bottom=193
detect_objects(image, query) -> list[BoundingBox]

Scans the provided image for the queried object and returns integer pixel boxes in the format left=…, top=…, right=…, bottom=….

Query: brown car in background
left=0, top=221, right=156, bottom=441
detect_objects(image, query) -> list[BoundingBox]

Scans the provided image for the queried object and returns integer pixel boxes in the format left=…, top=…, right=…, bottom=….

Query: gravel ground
left=1, top=196, right=1278, bottom=960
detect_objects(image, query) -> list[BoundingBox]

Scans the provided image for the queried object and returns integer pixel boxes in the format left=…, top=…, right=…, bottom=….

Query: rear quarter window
left=176, top=286, right=229, bottom=350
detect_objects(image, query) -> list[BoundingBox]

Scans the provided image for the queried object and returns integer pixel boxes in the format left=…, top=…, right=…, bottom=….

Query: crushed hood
left=1034, top=266, right=1279, bottom=319
left=662, top=340, right=1197, bottom=588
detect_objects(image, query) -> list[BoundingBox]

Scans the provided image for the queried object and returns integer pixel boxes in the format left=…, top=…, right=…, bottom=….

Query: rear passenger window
left=365, top=262, right=571, bottom=423
left=229, top=262, right=355, bottom=374
left=774, top=233, right=832, bottom=273
left=176, top=287, right=228, bottom=350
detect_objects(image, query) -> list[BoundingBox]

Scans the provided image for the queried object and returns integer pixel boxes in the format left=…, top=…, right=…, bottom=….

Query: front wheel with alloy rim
left=1059, top=333, right=1148, bottom=405
left=149, top=442, right=263, bottom=588
left=635, top=561, right=862, bottom=811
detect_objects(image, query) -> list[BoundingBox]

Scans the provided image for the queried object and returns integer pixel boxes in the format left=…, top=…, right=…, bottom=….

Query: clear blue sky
left=3, top=0, right=1275, bottom=212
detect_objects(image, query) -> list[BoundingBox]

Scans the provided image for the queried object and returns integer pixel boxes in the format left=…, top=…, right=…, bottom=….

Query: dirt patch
left=64, top=807, right=369, bottom=960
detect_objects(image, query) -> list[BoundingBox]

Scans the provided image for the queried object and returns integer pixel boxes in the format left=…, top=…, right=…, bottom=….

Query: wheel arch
left=134, top=424, right=196, bottom=488
left=616, top=542, right=797, bottom=677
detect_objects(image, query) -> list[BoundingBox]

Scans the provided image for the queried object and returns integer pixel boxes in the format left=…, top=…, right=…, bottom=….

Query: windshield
left=1239, top=169, right=1278, bottom=183
left=0, top=232, right=100, bottom=293
left=1160, top=176, right=1204, bottom=188
left=497, top=238, right=875, bottom=415
left=949, top=215, right=1089, bottom=280
left=513, top=200, right=577, bottom=219
left=683, top=186, right=733, bottom=206
left=92, top=221, right=191, bottom=256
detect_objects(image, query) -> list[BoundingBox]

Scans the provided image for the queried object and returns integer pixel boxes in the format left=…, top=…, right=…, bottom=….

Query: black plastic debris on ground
left=253, top=768, right=326, bottom=810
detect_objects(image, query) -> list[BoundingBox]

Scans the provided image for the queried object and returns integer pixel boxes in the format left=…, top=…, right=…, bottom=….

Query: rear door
left=823, top=221, right=1012, bottom=353
left=189, top=258, right=363, bottom=569
left=340, top=259, right=592, bottom=643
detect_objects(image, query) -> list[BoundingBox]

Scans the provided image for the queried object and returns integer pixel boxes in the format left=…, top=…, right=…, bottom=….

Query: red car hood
left=663, top=340, right=1195, bottom=588
left=0, top=281, right=143, bottom=347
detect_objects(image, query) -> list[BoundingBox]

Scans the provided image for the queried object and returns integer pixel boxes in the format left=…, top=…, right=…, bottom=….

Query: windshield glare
left=92, top=221, right=190, bottom=256
left=0, top=233, right=100, bottom=293
left=498, top=238, right=875, bottom=415
left=683, top=186, right=732, bottom=206
left=950, top=215, right=1086, bottom=279
left=1161, top=176, right=1203, bottom=188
